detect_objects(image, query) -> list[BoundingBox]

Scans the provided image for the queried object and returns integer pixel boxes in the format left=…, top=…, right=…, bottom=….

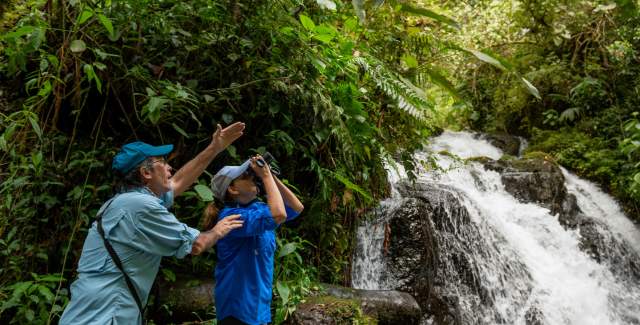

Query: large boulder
left=374, top=181, right=533, bottom=325
left=481, top=133, right=521, bottom=156
left=480, top=157, right=569, bottom=216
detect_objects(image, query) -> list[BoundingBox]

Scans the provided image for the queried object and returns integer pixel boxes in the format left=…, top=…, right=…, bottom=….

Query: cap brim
left=228, top=160, right=251, bottom=179
left=146, top=144, right=174, bottom=157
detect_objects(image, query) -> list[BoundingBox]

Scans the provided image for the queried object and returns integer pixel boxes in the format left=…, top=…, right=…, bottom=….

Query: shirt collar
left=225, top=198, right=260, bottom=209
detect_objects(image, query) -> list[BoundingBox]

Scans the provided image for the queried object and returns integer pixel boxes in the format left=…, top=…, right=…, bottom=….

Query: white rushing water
left=353, top=130, right=640, bottom=324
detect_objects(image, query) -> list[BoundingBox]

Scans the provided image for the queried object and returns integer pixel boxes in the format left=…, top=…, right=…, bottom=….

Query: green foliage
left=0, top=273, right=68, bottom=324
left=433, top=0, right=640, bottom=216
left=620, top=113, right=640, bottom=200
left=0, top=0, right=441, bottom=322
left=0, top=0, right=538, bottom=323
left=273, top=231, right=317, bottom=323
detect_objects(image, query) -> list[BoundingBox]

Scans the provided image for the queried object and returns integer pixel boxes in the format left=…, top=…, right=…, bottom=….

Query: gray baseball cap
left=211, top=160, right=251, bottom=201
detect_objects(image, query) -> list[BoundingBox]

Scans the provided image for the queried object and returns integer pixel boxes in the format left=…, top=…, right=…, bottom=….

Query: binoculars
left=247, top=152, right=279, bottom=195
left=249, top=151, right=280, bottom=176
left=255, top=152, right=275, bottom=169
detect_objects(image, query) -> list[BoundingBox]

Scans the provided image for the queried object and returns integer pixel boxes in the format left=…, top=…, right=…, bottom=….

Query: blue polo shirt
left=215, top=200, right=300, bottom=324
left=60, top=187, right=200, bottom=325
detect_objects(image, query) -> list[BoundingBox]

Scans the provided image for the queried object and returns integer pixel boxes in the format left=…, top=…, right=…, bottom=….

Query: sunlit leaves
left=521, top=77, right=541, bottom=100
left=329, top=169, right=372, bottom=202
left=402, top=54, right=418, bottom=68
left=467, top=49, right=507, bottom=71
left=398, top=4, right=460, bottom=30
left=299, top=14, right=316, bottom=31
left=352, top=57, right=433, bottom=121
left=459, top=48, right=541, bottom=100
left=77, top=9, right=93, bottom=24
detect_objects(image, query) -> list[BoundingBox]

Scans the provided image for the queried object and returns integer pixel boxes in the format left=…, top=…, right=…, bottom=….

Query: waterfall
left=352, top=131, right=640, bottom=324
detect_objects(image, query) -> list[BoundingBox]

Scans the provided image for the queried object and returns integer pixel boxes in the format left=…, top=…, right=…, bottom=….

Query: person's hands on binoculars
left=249, top=155, right=271, bottom=179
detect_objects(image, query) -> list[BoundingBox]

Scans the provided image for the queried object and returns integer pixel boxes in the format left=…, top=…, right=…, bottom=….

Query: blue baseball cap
left=211, top=160, right=251, bottom=201
left=112, top=141, right=174, bottom=174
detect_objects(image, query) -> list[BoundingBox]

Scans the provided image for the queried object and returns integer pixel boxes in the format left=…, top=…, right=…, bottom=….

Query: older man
left=60, top=122, right=245, bottom=324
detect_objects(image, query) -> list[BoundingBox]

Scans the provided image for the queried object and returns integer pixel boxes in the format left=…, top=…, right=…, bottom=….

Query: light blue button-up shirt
left=59, top=187, right=200, bottom=325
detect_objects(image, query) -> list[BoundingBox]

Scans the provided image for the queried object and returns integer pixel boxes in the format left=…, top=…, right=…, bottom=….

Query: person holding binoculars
left=60, top=122, right=246, bottom=325
left=202, top=154, right=304, bottom=325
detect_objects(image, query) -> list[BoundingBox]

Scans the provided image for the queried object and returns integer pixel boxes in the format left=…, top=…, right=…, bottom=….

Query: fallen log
left=152, top=276, right=421, bottom=324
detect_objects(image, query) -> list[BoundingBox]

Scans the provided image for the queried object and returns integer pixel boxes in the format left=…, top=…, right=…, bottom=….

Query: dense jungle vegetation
left=0, top=0, right=638, bottom=323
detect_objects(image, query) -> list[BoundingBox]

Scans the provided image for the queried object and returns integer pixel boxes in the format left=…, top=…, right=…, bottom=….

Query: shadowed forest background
left=1, top=0, right=639, bottom=323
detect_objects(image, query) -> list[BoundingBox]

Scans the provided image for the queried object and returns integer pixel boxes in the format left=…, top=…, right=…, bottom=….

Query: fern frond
left=350, top=56, right=433, bottom=121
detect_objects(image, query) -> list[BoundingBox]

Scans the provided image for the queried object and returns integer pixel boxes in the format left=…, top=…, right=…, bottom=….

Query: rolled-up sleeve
left=130, top=199, right=200, bottom=258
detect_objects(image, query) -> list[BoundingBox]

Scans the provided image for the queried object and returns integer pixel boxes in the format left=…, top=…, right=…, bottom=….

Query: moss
left=465, top=156, right=492, bottom=164
left=305, top=296, right=377, bottom=325
left=1, top=0, right=44, bottom=32
left=522, top=151, right=556, bottom=163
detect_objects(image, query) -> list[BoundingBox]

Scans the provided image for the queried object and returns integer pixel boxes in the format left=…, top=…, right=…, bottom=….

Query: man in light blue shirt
left=59, top=122, right=245, bottom=325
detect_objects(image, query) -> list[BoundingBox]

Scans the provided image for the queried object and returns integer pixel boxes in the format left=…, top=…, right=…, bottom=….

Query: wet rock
left=481, top=133, right=521, bottom=156
left=575, top=218, right=640, bottom=280
left=286, top=301, right=342, bottom=325
left=524, top=304, right=545, bottom=325
left=481, top=158, right=567, bottom=216
left=154, top=276, right=215, bottom=322
left=381, top=181, right=532, bottom=325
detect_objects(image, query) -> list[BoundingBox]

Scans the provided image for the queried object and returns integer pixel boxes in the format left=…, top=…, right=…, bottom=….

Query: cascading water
left=352, top=131, right=640, bottom=325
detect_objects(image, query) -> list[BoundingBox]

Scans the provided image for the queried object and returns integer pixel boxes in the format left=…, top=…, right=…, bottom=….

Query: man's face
left=144, top=156, right=173, bottom=195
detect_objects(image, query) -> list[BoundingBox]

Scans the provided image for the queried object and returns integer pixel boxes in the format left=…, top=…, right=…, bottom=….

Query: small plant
left=0, top=273, right=68, bottom=324
left=273, top=232, right=317, bottom=324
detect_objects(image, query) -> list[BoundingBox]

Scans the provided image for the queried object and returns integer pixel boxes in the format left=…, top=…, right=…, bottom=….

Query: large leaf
left=330, top=170, right=372, bottom=201
left=299, top=14, right=316, bottom=31
left=521, top=77, right=541, bottom=100
left=467, top=49, right=507, bottom=71
left=142, top=96, right=169, bottom=124
left=194, top=184, right=214, bottom=201
left=98, top=14, right=114, bottom=36
left=276, top=281, right=290, bottom=305
left=458, top=48, right=541, bottom=99
left=77, top=9, right=93, bottom=24
left=418, top=66, right=465, bottom=102
left=278, top=242, right=297, bottom=258
left=399, top=4, right=460, bottom=29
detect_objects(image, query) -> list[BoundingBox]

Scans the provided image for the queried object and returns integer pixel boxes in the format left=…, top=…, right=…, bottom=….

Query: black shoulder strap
left=96, top=199, right=146, bottom=320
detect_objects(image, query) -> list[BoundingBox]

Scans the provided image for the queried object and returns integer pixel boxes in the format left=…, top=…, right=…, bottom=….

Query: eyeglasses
left=149, top=158, right=168, bottom=165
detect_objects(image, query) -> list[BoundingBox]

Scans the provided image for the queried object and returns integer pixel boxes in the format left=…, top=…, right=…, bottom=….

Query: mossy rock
left=288, top=295, right=376, bottom=325
left=522, top=151, right=557, bottom=163
left=287, top=285, right=421, bottom=325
